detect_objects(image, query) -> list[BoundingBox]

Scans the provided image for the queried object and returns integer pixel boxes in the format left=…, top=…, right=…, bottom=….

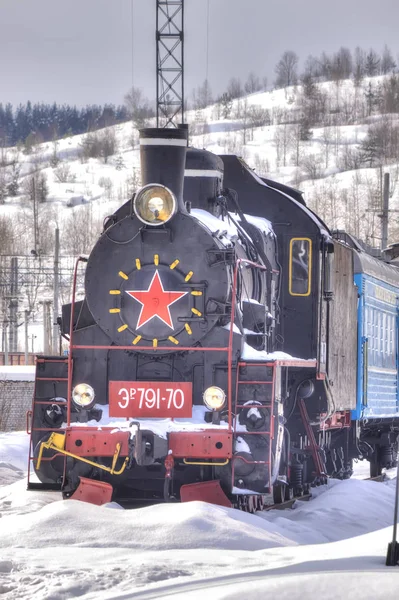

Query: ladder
left=27, top=356, right=69, bottom=491
left=232, top=361, right=276, bottom=493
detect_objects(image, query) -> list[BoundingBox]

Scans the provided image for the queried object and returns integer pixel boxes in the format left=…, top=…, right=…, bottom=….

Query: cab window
left=289, top=238, right=311, bottom=296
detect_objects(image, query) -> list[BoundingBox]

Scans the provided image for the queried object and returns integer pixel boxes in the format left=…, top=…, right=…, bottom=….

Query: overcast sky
left=1, top=0, right=399, bottom=108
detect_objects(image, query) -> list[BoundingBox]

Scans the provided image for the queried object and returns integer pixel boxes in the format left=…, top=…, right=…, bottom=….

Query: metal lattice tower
left=156, top=0, right=184, bottom=127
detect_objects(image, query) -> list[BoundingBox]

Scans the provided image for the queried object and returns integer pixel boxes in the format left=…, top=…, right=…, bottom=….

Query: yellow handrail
left=36, top=432, right=129, bottom=476
left=183, top=458, right=230, bottom=466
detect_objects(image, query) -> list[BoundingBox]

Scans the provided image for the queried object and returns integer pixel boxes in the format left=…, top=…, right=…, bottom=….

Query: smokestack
left=139, top=128, right=188, bottom=211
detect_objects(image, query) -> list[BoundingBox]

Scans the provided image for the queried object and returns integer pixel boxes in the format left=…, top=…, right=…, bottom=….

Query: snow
left=0, top=366, right=36, bottom=381
left=191, top=208, right=238, bottom=245
left=234, top=436, right=251, bottom=454
left=239, top=213, right=273, bottom=236
left=240, top=341, right=315, bottom=363
left=1, top=430, right=399, bottom=598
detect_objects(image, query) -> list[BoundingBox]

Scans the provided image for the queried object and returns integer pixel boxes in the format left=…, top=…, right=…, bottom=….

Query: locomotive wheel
left=369, top=450, right=382, bottom=478
left=273, top=484, right=285, bottom=505
left=234, top=494, right=257, bottom=513
left=284, top=485, right=294, bottom=502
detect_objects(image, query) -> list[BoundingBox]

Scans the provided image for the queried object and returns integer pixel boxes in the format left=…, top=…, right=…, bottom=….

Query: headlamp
left=133, top=184, right=177, bottom=226
left=203, top=386, right=226, bottom=411
left=72, top=383, right=95, bottom=409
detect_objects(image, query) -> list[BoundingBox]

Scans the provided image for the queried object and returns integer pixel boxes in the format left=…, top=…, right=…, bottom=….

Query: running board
left=27, top=481, right=62, bottom=491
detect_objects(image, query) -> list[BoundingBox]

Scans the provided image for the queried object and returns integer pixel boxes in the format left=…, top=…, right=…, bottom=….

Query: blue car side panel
left=352, top=274, right=363, bottom=420
left=352, top=273, right=399, bottom=420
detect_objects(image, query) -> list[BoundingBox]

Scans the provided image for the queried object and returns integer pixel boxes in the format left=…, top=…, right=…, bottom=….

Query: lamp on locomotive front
left=133, top=183, right=177, bottom=226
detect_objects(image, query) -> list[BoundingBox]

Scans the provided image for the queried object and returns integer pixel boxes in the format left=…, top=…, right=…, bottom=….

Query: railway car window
left=289, top=238, right=312, bottom=296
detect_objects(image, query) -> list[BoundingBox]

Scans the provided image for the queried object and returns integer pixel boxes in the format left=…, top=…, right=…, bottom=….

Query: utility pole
left=32, top=176, right=38, bottom=254
left=381, top=172, right=390, bottom=250
left=4, top=320, right=8, bottom=366
left=42, top=300, right=52, bottom=355
left=24, top=310, right=29, bottom=365
left=53, top=228, right=60, bottom=354
left=30, top=333, right=36, bottom=354
left=156, top=0, right=184, bottom=127
left=8, top=256, right=18, bottom=352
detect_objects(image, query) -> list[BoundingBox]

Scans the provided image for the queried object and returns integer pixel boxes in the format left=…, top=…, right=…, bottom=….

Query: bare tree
left=62, top=205, right=102, bottom=255
left=248, top=105, right=270, bottom=136
left=325, top=176, right=341, bottom=228
left=330, top=47, right=353, bottom=82
left=124, top=86, right=155, bottom=129
left=252, top=153, right=270, bottom=176
left=244, top=72, right=262, bottom=94
left=218, top=92, right=233, bottom=119
left=300, top=153, right=323, bottom=181
left=274, top=51, right=298, bottom=88
left=6, top=160, right=20, bottom=197
left=98, top=176, right=114, bottom=200
left=345, top=172, right=364, bottom=238
left=99, top=127, right=117, bottom=164
left=337, top=145, right=362, bottom=172
left=353, top=47, right=366, bottom=86
left=192, top=79, right=213, bottom=110
left=382, top=75, right=399, bottom=113
left=319, top=52, right=332, bottom=80
left=290, top=123, right=302, bottom=167
left=235, top=98, right=251, bottom=144
left=302, top=54, right=321, bottom=79
left=321, top=127, right=333, bottom=168
left=23, top=172, right=48, bottom=205
left=0, top=168, right=6, bottom=204
left=365, top=49, right=381, bottom=76
left=54, top=163, right=76, bottom=184
left=0, top=216, right=15, bottom=254
left=226, top=77, right=244, bottom=99
left=273, top=121, right=291, bottom=167
left=381, top=44, right=396, bottom=75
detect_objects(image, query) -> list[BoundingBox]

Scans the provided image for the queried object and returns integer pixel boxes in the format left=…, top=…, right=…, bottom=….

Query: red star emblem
left=126, top=270, right=188, bottom=330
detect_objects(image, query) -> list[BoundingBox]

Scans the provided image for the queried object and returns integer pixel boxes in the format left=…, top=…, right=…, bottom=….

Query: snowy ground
left=1, top=431, right=399, bottom=599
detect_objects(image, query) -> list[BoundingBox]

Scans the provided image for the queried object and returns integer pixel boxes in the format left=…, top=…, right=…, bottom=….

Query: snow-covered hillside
left=1, top=74, right=399, bottom=352
left=1, top=73, right=398, bottom=252
left=1, top=431, right=399, bottom=599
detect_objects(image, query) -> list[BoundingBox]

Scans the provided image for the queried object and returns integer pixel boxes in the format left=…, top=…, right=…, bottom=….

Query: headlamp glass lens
left=72, top=383, right=95, bottom=408
left=134, top=185, right=177, bottom=226
left=203, top=386, right=226, bottom=411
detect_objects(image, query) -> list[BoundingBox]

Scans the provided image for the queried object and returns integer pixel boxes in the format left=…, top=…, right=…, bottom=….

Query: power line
left=206, top=0, right=210, bottom=82
left=131, top=0, right=135, bottom=90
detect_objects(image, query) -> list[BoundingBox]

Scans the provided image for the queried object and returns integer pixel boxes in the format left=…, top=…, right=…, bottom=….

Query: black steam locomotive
left=27, top=126, right=399, bottom=508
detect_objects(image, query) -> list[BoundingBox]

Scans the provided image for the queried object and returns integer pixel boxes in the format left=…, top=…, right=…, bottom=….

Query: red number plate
left=108, top=381, right=192, bottom=418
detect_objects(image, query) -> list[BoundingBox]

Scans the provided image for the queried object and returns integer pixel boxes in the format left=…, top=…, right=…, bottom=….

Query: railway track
left=262, top=473, right=387, bottom=512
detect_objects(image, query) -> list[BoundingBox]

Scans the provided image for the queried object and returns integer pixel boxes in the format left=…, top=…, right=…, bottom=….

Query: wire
left=206, top=0, right=210, bottom=82
left=104, top=228, right=141, bottom=246
left=131, top=0, right=134, bottom=90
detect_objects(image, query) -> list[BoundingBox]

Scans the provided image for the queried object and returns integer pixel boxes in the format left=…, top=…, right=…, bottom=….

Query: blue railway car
left=353, top=249, right=399, bottom=474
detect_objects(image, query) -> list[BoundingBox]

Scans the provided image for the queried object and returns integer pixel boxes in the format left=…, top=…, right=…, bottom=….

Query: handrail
left=228, top=258, right=269, bottom=429
left=67, top=255, right=88, bottom=427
